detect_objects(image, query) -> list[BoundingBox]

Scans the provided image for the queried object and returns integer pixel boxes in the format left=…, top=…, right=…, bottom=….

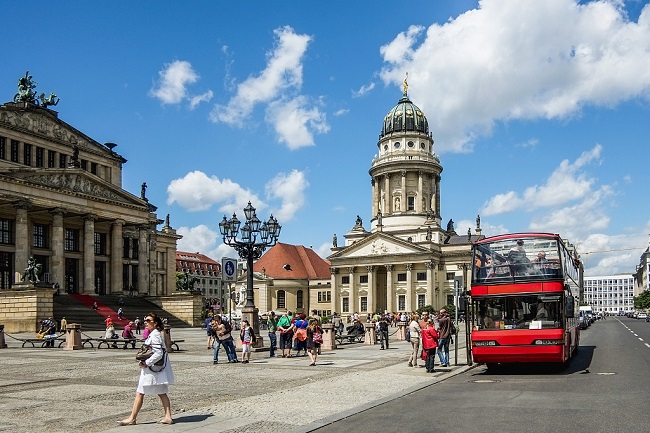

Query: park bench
left=334, top=326, right=365, bottom=345
left=96, top=337, right=140, bottom=349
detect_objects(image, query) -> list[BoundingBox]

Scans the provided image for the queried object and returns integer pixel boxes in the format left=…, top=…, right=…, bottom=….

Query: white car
left=637, top=312, right=648, bottom=320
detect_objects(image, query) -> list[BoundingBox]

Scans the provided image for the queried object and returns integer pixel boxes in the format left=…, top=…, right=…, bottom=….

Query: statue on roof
left=355, top=215, right=363, bottom=227
left=165, top=214, right=170, bottom=227
left=446, top=218, right=454, bottom=233
left=403, top=72, right=409, bottom=97
left=332, top=233, right=337, bottom=248
left=476, top=214, right=481, bottom=229
left=14, top=71, right=39, bottom=104
left=69, top=145, right=81, bottom=168
left=39, top=92, right=59, bottom=108
left=141, top=182, right=147, bottom=200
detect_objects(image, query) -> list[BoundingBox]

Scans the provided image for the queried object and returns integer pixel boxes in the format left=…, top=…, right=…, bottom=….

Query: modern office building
left=583, top=274, right=635, bottom=314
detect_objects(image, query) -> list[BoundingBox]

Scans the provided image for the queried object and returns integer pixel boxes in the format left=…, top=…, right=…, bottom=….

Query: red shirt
left=421, top=326, right=439, bottom=350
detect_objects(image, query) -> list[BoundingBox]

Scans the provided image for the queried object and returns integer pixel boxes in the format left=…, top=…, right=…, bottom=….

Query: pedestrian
left=331, top=312, right=343, bottom=337
left=105, top=321, right=118, bottom=348
left=240, top=320, right=254, bottom=363
left=267, top=311, right=278, bottom=357
left=117, top=313, right=174, bottom=426
left=218, top=317, right=238, bottom=363
left=39, top=318, right=56, bottom=347
left=122, top=322, right=136, bottom=348
left=292, top=313, right=308, bottom=356
left=117, top=307, right=124, bottom=320
left=421, top=319, right=439, bottom=373
left=378, top=315, right=389, bottom=350
left=277, top=311, right=293, bottom=358
left=60, top=316, right=67, bottom=333
left=205, top=313, right=215, bottom=349
left=134, top=317, right=141, bottom=335
left=306, top=318, right=322, bottom=366
left=436, top=309, right=452, bottom=367
left=407, top=314, right=421, bottom=367
left=92, top=301, right=98, bottom=310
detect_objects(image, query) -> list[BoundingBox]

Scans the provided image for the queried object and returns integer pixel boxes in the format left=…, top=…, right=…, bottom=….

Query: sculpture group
left=13, top=71, right=59, bottom=108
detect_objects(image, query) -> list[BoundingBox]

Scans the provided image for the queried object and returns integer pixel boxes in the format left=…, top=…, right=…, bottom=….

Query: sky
left=3, top=0, right=650, bottom=277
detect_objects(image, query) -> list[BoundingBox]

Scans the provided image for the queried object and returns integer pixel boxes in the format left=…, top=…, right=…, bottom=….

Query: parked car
left=578, top=311, right=589, bottom=329
left=638, top=312, right=648, bottom=320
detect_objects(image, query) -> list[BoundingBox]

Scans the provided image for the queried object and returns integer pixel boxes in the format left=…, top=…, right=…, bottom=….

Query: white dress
left=136, top=329, right=175, bottom=395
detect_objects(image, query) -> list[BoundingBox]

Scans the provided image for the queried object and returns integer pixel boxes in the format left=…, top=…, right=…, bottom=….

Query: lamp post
left=219, top=202, right=281, bottom=341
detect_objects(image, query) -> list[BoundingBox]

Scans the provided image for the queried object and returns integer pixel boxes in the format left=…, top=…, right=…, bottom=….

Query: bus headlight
left=533, top=339, right=562, bottom=345
left=473, top=340, right=497, bottom=347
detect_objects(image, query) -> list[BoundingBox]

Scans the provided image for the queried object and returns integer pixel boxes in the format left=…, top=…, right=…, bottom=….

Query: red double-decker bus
left=470, top=233, right=582, bottom=368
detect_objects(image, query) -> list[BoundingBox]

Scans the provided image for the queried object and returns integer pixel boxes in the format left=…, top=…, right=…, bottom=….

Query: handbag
left=312, top=330, right=323, bottom=344
left=135, top=344, right=165, bottom=366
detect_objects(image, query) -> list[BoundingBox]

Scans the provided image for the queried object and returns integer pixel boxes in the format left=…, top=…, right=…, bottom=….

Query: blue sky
left=4, top=0, right=650, bottom=277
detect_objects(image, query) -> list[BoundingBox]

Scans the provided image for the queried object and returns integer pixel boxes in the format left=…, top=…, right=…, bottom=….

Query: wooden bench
left=334, top=329, right=364, bottom=345
left=96, top=338, right=140, bottom=349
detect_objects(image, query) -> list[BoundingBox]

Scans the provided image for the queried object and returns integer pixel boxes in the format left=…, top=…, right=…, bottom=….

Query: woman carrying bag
left=117, top=313, right=175, bottom=426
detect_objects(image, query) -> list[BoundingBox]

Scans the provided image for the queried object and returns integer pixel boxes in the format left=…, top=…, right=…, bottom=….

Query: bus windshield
left=473, top=295, right=563, bottom=330
left=473, top=236, right=561, bottom=284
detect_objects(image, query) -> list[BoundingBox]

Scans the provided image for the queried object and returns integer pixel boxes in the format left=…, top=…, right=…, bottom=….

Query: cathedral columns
left=426, top=261, right=435, bottom=307
left=417, top=171, right=424, bottom=213
left=366, top=265, right=375, bottom=313
left=138, top=226, right=149, bottom=293
left=330, top=267, right=339, bottom=313
left=348, top=266, right=356, bottom=313
left=406, top=263, right=413, bottom=311
left=401, top=170, right=406, bottom=212
left=435, top=175, right=441, bottom=217
left=14, top=205, right=29, bottom=277
left=371, top=178, right=378, bottom=218
left=386, top=264, right=393, bottom=313
left=384, top=175, right=390, bottom=214
left=83, top=215, right=96, bottom=294
left=50, top=209, right=65, bottom=288
left=110, top=219, right=124, bottom=294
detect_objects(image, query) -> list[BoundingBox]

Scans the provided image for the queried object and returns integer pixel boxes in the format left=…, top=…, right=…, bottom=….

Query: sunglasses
left=144, top=319, right=152, bottom=323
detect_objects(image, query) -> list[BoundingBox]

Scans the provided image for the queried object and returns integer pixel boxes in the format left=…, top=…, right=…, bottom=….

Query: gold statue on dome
left=403, top=72, right=408, bottom=97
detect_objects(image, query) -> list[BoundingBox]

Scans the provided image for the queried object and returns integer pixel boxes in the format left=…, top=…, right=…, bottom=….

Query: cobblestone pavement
left=0, top=327, right=472, bottom=433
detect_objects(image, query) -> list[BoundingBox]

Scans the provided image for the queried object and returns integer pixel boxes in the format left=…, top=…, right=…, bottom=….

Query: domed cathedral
left=327, top=77, right=482, bottom=318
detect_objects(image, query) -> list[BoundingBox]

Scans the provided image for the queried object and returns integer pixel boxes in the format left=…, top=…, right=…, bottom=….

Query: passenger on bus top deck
left=508, top=239, right=528, bottom=262
left=535, top=302, right=548, bottom=320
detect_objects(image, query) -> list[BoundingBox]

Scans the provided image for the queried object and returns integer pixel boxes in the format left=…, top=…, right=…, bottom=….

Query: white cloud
left=315, top=241, right=334, bottom=259
left=481, top=144, right=603, bottom=216
left=333, top=108, right=349, bottom=117
left=265, top=169, right=309, bottom=221
left=210, top=26, right=311, bottom=126
left=189, top=90, right=214, bottom=110
left=177, top=225, right=218, bottom=254
left=352, top=82, right=376, bottom=98
left=150, top=60, right=199, bottom=105
left=166, top=170, right=264, bottom=214
left=379, top=0, right=650, bottom=152
left=265, top=96, right=330, bottom=149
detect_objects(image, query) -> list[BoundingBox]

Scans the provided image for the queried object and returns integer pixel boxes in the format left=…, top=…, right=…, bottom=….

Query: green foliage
left=321, top=315, right=331, bottom=324
left=443, top=303, right=456, bottom=317
left=416, top=305, right=436, bottom=315
left=634, top=290, right=650, bottom=310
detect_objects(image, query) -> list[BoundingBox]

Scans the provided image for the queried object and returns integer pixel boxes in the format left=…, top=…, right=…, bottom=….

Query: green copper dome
left=380, top=96, right=429, bottom=137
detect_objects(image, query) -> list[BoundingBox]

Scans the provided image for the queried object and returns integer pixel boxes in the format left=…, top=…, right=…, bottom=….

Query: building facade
left=247, top=242, right=331, bottom=317
left=583, top=274, right=636, bottom=314
left=0, top=79, right=180, bottom=296
left=633, top=247, right=650, bottom=294
left=176, top=251, right=224, bottom=301
left=327, top=83, right=478, bottom=319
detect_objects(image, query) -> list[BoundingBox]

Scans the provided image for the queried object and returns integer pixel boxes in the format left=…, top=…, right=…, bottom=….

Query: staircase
left=53, top=294, right=189, bottom=331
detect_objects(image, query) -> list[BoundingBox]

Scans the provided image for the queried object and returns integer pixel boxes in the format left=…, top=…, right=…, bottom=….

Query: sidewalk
left=0, top=327, right=474, bottom=433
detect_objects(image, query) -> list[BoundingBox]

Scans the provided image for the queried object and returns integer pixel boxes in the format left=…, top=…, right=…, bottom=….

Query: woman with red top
left=421, top=319, right=439, bottom=373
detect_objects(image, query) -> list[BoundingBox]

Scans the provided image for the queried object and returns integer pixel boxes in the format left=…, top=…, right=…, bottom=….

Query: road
left=310, top=317, right=650, bottom=433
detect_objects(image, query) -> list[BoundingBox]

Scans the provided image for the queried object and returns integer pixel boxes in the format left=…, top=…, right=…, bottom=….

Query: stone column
left=138, top=226, right=149, bottom=294
left=330, top=268, right=339, bottom=314
left=435, top=175, right=441, bottom=217
left=50, top=209, right=65, bottom=288
left=417, top=171, right=424, bottom=213
left=63, top=323, right=82, bottom=350
left=366, top=265, right=375, bottom=314
left=321, top=323, right=336, bottom=351
left=363, top=322, right=376, bottom=345
left=14, top=205, right=29, bottom=280
left=384, top=175, right=390, bottom=214
left=397, top=321, right=407, bottom=341
left=348, top=267, right=356, bottom=314
left=401, top=170, right=407, bottom=211
left=371, top=178, right=378, bottom=219
left=426, top=261, right=435, bottom=308
left=83, top=215, right=95, bottom=294
left=386, top=264, right=394, bottom=313
left=406, top=263, right=413, bottom=311
left=110, top=220, right=124, bottom=294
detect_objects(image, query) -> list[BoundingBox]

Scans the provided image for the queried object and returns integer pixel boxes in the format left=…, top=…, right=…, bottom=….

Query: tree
left=634, top=290, right=650, bottom=310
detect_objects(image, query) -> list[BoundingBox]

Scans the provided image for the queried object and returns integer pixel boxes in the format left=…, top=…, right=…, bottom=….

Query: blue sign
left=222, top=258, right=237, bottom=282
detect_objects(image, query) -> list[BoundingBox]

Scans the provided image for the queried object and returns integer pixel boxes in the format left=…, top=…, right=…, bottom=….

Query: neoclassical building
left=0, top=76, right=180, bottom=296
left=328, top=83, right=480, bottom=317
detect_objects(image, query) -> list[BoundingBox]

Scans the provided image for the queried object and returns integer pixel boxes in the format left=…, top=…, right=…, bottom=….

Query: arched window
left=297, top=290, right=304, bottom=309
left=277, top=290, right=286, bottom=309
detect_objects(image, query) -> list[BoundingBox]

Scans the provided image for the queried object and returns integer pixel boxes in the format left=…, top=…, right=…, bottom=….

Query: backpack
left=223, top=319, right=232, bottom=334
left=450, top=321, right=457, bottom=335
left=249, top=327, right=257, bottom=343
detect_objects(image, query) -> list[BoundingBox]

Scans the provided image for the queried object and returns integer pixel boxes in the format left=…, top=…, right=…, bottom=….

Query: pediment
left=0, top=103, right=124, bottom=162
left=330, top=232, right=429, bottom=259
left=8, top=169, right=146, bottom=207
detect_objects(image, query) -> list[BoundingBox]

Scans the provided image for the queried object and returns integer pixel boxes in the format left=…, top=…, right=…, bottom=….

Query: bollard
left=63, top=323, right=82, bottom=350
left=0, top=325, right=7, bottom=349
left=163, top=324, right=174, bottom=353
left=364, top=323, right=377, bottom=345
left=397, top=321, right=407, bottom=341
left=320, top=323, right=337, bottom=351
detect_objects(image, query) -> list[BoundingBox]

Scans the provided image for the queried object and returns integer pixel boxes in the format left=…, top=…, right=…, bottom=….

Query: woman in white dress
left=117, top=313, right=175, bottom=426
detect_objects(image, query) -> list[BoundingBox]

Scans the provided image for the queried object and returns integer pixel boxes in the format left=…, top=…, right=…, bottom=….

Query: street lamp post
left=219, top=202, right=281, bottom=342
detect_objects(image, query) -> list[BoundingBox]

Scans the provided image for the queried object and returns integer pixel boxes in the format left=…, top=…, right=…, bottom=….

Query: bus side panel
left=472, top=329, right=566, bottom=364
